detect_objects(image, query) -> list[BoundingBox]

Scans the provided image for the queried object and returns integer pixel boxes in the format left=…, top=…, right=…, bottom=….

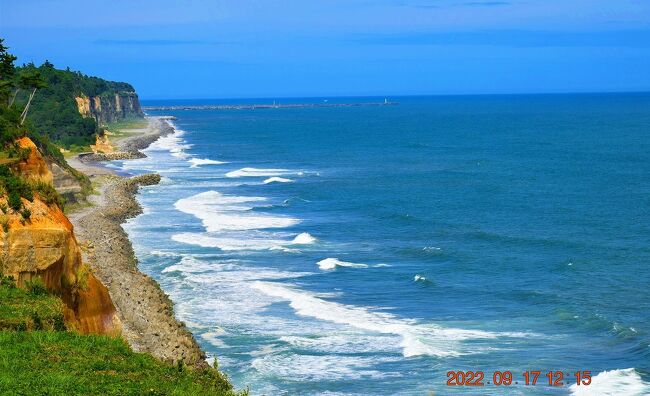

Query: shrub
left=31, top=312, right=43, bottom=330
left=6, top=146, right=31, bottom=162
left=32, top=181, right=64, bottom=207
left=20, top=208, right=31, bottom=221
left=53, top=314, right=66, bottom=331
left=0, top=275, right=15, bottom=288
left=8, top=190, right=21, bottom=211
left=0, top=165, right=36, bottom=211
left=25, top=278, right=47, bottom=296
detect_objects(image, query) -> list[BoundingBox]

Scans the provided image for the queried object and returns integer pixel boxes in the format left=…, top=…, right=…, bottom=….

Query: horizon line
left=140, top=90, right=650, bottom=102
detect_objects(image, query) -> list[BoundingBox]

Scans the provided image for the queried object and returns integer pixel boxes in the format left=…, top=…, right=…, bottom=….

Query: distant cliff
left=17, top=61, right=144, bottom=147
left=75, top=91, right=143, bottom=125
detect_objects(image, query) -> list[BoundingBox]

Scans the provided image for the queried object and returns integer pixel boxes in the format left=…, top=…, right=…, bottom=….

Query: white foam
left=173, top=232, right=289, bottom=251
left=292, top=232, right=317, bottom=244
left=280, top=334, right=396, bottom=354
left=172, top=231, right=315, bottom=252
left=569, top=368, right=650, bottom=395
left=251, top=281, right=530, bottom=357
left=188, top=158, right=227, bottom=168
left=174, top=190, right=299, bottom=232
left=145, top=127, right=192, bottom=158
left=226, top=167, right=293, bottom=178
left=150, top=250, right=183, bottom=258
left=263, top=177, right=294, bottom=184
left=317, top=258, right=368, bottom=270
left=251, top=353, right=395, bottom=381
left=414, top=274, right=427, bottom=282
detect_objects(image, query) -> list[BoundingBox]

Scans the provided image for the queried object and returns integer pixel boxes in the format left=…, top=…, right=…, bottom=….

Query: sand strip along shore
left=68, top=117, right=209, bottom=367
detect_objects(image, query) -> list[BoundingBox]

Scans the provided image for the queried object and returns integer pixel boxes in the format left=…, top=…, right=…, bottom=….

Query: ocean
left=117, top=94, right=650, bottom=395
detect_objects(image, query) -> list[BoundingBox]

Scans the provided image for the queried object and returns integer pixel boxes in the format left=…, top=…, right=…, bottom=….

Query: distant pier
left=142, top=100, right=398, bottom=111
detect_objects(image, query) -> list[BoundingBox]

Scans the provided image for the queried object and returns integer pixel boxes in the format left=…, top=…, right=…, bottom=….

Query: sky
left=1, top=0, right=650, bottom=99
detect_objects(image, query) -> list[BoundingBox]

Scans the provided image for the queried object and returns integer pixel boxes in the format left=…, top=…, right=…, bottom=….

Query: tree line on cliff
left=2, top=38, right=140, bottom=149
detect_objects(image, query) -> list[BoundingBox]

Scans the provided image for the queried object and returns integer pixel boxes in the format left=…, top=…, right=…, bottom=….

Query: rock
left=71, top=172, right=207, bottom=367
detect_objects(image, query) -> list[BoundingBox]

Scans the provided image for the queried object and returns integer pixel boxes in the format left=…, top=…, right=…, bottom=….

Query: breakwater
left=143, top=100, right=397, bottom=111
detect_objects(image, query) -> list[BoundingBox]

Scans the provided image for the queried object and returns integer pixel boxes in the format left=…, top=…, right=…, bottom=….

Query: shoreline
left=68, top=117, right=209, bottom=367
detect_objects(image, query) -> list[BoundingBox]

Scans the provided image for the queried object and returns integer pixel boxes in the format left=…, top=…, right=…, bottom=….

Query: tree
left=0, top=39, right=17, bottom=105
left=19, top=70, right=47, bottom=125
left=10, top=69, right=33, bottom=106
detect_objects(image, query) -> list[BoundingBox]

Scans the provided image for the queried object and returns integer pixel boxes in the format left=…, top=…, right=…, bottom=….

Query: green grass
left=0, top=278, right=65, bottom=331
left=104, top=117, right=148, bottom=130
left=105, top=118, right=149, bottom=142
left=0, top=280, right=245, bottom=396
left=0, top=331, right=244, bottom=396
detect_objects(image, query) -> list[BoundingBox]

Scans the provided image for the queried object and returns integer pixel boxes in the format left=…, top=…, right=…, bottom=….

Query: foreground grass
left=0, top=331, right=242, bottom=396
left=0, top=281, right=245, bottom=396
left=0, top=278, right=65, bottom=331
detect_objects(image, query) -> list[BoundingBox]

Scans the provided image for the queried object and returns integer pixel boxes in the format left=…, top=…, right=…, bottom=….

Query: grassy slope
left=0, top=280, right=65, bottom=331
left=0, top=281, right=244, bottom=396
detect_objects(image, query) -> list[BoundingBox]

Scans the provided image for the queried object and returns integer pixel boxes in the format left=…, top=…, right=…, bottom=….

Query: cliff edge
left=1, top=137, right=120, bottom=335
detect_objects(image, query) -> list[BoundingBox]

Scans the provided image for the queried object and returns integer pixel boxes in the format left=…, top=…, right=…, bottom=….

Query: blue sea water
left=119, top=94, right=650, bottom=395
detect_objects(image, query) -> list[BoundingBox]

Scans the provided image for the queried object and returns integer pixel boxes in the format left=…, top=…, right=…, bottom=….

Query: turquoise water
left=119, top=94, right=650, bottom=395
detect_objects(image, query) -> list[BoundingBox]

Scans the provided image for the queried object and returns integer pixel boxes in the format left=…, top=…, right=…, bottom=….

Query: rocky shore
left=118, top=117, right=175, bottom=153
left=68, top=118, right=209, bottom=368
left=77, top=117, right=175, bottom=163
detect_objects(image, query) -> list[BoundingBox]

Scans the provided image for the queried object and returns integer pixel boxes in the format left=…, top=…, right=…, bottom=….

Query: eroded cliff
left=1, top=138, right=120, bottom=335
left=76, top=91, right=143, bottom=125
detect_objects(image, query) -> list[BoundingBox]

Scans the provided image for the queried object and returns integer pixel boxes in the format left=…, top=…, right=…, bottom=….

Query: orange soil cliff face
left=1, top=138, right=121, bottom=335
left=10, top=137, right=53, bottom=185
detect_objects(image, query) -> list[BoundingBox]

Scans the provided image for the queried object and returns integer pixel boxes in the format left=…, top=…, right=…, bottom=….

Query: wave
left=145, top=127, right=192, bottom=158
left=317, top=258, right=369, bottom=270
left=414, top=274, right=427, bottom=282
left=174, top=190, right=299, bottom=232
left=226, top=167, right=293, bottom=178
left=149, top=250, right=184, bottom=258
left=188, top=158, right=227, bottom=168
left=292, top=232, right=316, bottom=244
left=173, top=232, right=286, bottom=251
left=251, top=353, right=393, bottom=382
left=263, top=177, right=294, bottom=184
left=569, top=368, right=650, bottom=395
left=251, top=281, right=535, bottom=358
left=173, top=231, right=315, bottom=252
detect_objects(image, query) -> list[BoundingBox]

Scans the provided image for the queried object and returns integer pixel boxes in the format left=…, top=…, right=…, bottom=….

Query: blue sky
left=1, top=0, right=650, bottom=99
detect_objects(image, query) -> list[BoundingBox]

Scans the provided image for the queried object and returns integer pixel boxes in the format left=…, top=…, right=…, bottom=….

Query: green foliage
left=32, top=180, right=64, bottom=207
left=0, top=331, right=245, bottom=395
left=25, top=278, right=47, bottom=296
left=0, top=165, right=33, bottom=211
left=0, top=279, right=64, bottom=331
left=5, top=142, right=31, bottom=161
left=0, top=215, right=7, bottom=232
left=20, top=207, right=31, bottom=221
left=0, top=41, right=95, bottom=197
left=0, top=105, right=25, bottom=147
left=0, top=274, right=15, bottom=287
left=0, top=277, right=243, bottom=394
left=8, top=190, right=21, bottom=210
left=0, top=39, right=17, bottom=104
left=15, top=60, right=138, bottom=147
